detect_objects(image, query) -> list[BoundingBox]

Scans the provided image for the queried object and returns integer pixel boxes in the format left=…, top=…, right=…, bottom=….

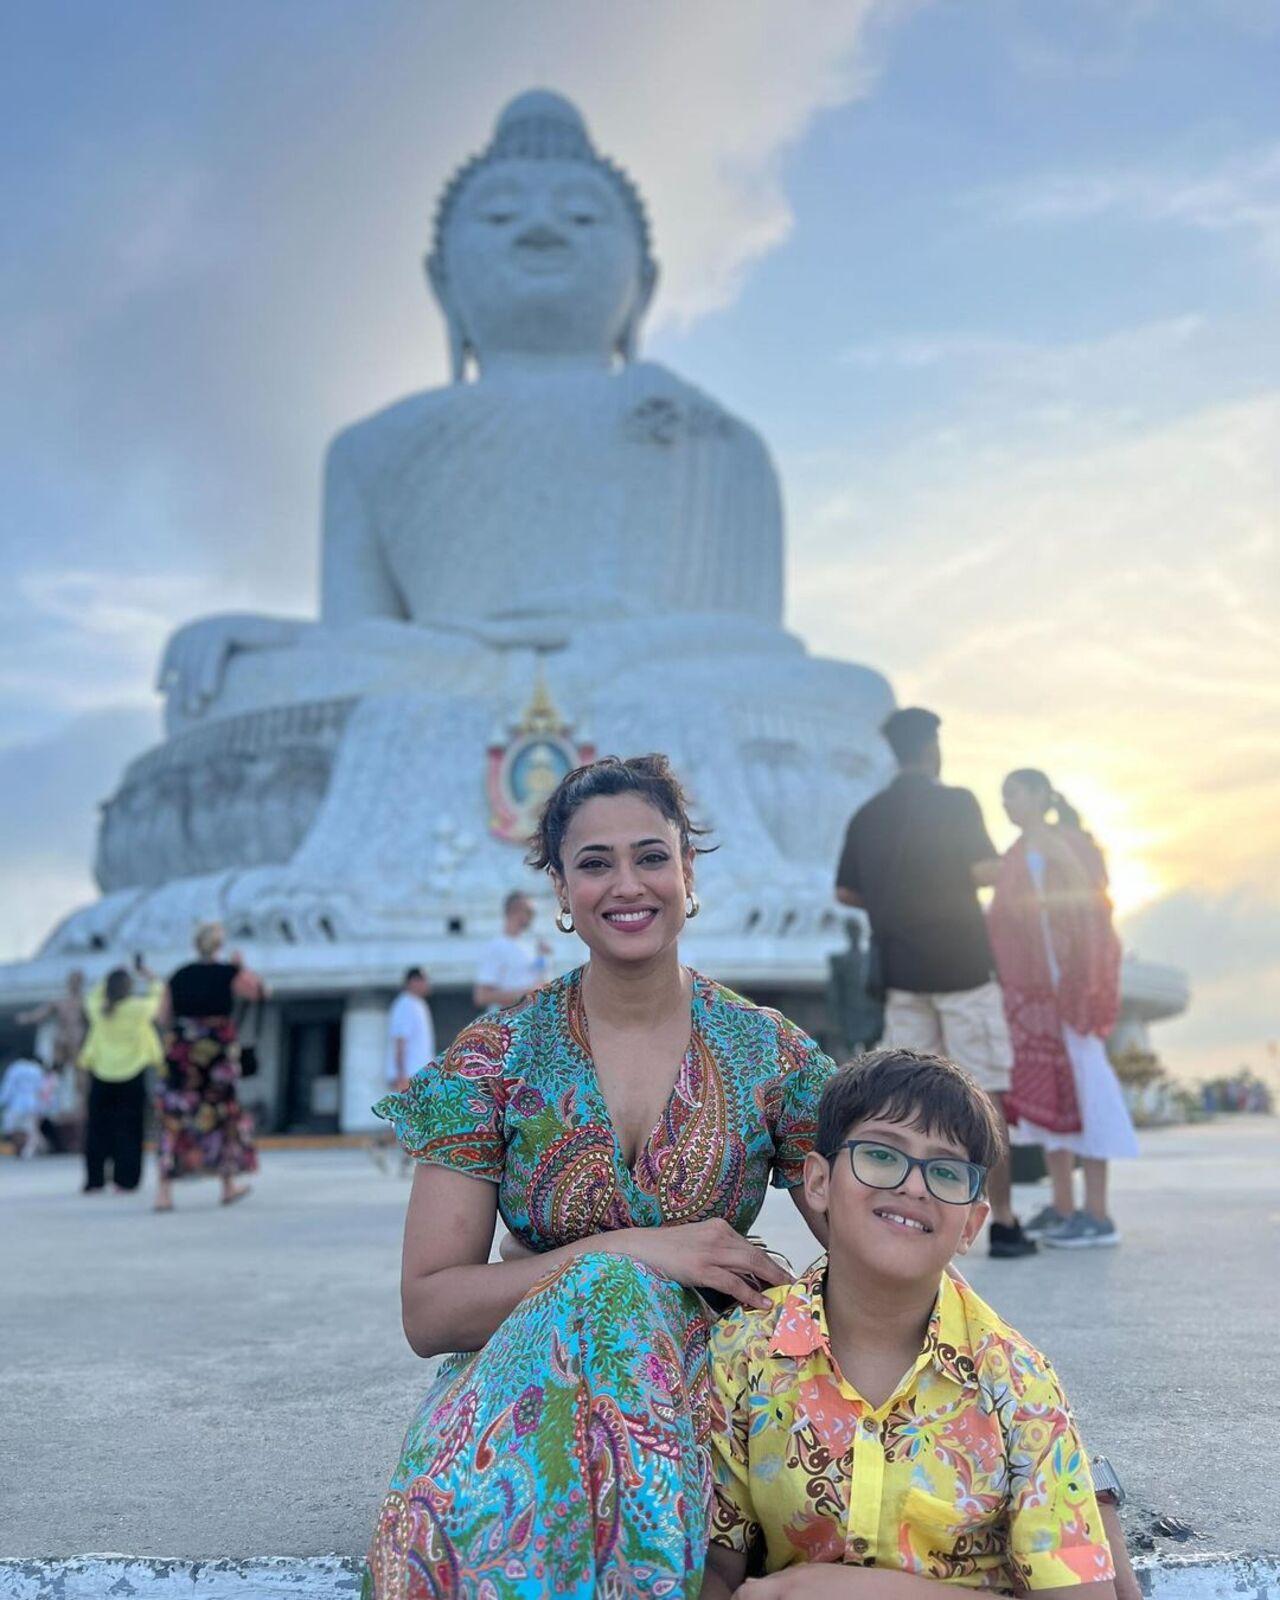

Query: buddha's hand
left=469, top=615, right=572, bottom=651
left=608, top=1218, right=790, bottom=1310
left=157, top=613, right=308, bottom=717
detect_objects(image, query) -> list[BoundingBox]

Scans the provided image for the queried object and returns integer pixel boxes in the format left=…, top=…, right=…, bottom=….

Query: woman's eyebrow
left=573, top=837, right=667, bottom=857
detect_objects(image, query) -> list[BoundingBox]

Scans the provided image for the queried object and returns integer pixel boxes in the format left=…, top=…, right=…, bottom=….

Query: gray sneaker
left=1023, top=1205, right=1070, bottom=1240
left=1043, top=1211, right=1120, bottom=1249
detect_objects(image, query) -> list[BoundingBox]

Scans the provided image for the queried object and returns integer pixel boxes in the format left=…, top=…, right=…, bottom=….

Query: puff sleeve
left=770, top=1020, right=839, bottom=1189
left=373, top=1015, right=508, bottom=1184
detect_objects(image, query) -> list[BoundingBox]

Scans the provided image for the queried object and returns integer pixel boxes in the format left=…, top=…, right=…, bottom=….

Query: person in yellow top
left=78, top=963, right=165, bottom=1195
left=702, top=1049, right=1135, bottom=1600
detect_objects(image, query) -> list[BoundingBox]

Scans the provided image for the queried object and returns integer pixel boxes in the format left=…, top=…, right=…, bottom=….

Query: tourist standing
left=155, top=922, right=264, bottom=1212
left=18, top=969, right=90, bottom=1145
left=369, top=968, right=435, bottom=1172
left=0, top=1054, right=50, bottom=1158
left=363, top=755, right=833, bottom=1599
left=472, top=890, right=549, bottom=1011
left=18, top=969, right=89, bottom=1074
left=989, top=769, right=1138, bottom=1248
left=78, top=964, right=165, bottom=1193
left=835, top=707, right=1035, bottom=1258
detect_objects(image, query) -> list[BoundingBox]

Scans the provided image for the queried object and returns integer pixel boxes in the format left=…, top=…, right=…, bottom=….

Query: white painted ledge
left=0, top=1552, right=1275, bottom=1599
left=0, top=1556, right=360, bottom=1599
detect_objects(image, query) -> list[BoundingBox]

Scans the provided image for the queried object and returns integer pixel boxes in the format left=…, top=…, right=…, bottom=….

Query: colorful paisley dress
left=364, top=965, right=836, bottom=1600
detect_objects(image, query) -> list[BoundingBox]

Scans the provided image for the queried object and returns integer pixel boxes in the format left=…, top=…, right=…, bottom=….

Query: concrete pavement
left=1, top=1118, right=1276, bottom=1567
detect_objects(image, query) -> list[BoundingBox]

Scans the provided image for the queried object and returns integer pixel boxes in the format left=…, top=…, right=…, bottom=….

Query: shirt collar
left=768, top=1258, right=978, bottom=1390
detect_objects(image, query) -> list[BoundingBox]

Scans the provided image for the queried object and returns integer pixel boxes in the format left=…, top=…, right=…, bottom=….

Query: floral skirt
left=156, top=1018, right=258, bottom=1180
left=364, top=1252, right=714, bottom=1600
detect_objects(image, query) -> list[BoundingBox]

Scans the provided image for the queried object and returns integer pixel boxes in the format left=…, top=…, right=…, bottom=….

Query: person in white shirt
left=473, top=892, right=550, bottom=1012
left=1, top=1056, right=53, bottom=1159
left=371, top=969, right=434, bottom=1173
left=386, top=968, right=435, bottom=1091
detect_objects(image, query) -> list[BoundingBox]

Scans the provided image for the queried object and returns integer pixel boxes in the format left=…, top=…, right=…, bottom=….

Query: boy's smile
left=871, top=1203, right=933, bottom=1235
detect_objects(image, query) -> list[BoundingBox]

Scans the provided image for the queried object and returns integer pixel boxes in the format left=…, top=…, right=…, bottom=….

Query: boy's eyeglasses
left=828, top=1139, right=986, bottom=1205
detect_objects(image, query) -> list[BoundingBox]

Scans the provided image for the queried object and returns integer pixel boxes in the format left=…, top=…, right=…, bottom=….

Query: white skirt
left=1015, top=1025, right=1140, bottom=1160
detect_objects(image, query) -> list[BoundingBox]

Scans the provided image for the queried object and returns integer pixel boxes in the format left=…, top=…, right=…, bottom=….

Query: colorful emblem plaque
left=487, top=672, right=595, bottom=843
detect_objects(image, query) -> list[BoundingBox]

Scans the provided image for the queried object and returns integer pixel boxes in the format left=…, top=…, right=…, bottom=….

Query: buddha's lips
left=513, top=227, right=572, bottom=270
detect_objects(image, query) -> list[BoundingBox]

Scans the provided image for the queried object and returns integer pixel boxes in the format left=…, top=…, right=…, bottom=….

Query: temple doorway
left=279, top=1000, right=343, bottom=1133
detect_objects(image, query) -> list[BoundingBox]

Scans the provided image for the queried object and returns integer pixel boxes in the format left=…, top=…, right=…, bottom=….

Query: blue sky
left=2, top=0, right=1277, bottom=1079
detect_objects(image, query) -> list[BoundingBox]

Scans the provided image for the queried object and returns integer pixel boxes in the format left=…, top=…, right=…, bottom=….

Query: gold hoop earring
left=555, top=907, right=575, bottom=935
left=685, top=892, right=700, bottom=920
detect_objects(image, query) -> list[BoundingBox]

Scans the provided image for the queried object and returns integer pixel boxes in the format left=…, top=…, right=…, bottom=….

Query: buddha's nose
left=515, top=223, right=569, bottom=252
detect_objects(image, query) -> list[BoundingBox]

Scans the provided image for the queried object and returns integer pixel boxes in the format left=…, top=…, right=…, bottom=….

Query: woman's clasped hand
left=606, top=1218, right=791, bottom=1309
left=501, top=1220, right=790, bottom=1307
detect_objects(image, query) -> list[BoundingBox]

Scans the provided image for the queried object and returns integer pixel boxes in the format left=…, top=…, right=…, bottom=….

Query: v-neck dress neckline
left=565, top=963, right=702, bottom=1181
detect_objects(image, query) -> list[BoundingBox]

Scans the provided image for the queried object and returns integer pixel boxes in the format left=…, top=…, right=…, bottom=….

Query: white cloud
left=975, top=141, right=1280, bottom=271
left=0, top=571, right=212, bottom=739
left=843, top=315, right=1205, bottom=372
left=787, top=390, right=1280, bottom=1076
left=790, top=388, right=1280, bottom=900
left=0, top=708, right=159, bottom=961
left=1122, top=888, right=1280, bottom=1086
left=580, top=1, right=898, bottom=325
left=838, top=315, right=1213, bottom=438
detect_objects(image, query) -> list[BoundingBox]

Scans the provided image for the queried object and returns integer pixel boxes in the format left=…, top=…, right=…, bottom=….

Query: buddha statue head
left=427, top=90, right=658, bottom=379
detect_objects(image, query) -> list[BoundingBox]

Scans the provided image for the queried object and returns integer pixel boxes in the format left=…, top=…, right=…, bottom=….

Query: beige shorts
left=883, top=980, right=1013, bottom=1095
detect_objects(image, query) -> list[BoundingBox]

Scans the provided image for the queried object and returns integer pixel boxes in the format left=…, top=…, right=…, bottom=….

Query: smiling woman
left=361, top=753, right=839, bottom=1600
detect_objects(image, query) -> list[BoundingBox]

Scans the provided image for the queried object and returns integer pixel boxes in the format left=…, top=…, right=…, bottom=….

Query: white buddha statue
left=81, top=89, right=892, bottom=941
left=160, top=90, right=790, bottom=730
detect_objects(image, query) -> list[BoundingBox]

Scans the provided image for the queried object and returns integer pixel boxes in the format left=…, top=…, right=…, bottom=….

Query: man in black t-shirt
left=835, top=707, right=1035, bottom=1258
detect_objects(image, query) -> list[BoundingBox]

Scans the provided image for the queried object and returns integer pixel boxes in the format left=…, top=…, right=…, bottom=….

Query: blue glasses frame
left=828, top=1138, right=986, bottom=1204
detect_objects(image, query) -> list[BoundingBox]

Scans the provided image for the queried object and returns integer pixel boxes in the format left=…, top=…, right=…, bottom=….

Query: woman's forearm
left=402, top=1230, right=641, bottom=1357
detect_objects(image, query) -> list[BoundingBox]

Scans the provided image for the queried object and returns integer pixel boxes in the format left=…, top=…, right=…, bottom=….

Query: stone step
left=0, top=1556, right=360, bottom=1599
left=1, top=1554, right=1276, bottom=1600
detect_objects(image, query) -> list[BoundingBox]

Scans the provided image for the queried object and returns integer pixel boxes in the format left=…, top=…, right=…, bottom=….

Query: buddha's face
left=436, top=159, right=648, bottom=364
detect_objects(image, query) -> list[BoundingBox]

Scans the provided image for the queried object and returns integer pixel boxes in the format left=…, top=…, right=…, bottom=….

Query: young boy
left=702, top=1049, right=1128, bottom=1599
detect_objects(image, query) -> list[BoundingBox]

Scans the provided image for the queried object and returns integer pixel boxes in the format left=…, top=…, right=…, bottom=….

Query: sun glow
left=1039, top=773, right=1167, bottom=919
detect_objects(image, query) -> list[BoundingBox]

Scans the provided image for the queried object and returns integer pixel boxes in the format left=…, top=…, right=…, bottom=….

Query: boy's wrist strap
left=1091, top=1455, right=1125, bottom=1507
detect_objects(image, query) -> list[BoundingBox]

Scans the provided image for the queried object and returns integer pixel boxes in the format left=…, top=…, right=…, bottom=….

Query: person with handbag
left=834, top=706, right=1036, bottom=1259
left=154, top=922, right=265, bottom=1213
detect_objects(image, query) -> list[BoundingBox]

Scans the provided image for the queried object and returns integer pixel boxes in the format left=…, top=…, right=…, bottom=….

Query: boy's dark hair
left=880, top=706, right=941, bottom=766
left=816, top=1048, right=1005, bottom=1176
left=527, top=753, right=714, bottom=876
left=402, top=966, right=425, bottom=986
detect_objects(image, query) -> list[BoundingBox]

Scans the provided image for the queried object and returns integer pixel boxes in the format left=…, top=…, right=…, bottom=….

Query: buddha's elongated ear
left=617, top=258, right=658, bottom=364
left=425, top=251, right=470, bottom=383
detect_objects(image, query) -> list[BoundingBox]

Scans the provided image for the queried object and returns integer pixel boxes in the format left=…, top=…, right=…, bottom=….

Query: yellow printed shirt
left=709, top=1259, right=1114, bottom=1590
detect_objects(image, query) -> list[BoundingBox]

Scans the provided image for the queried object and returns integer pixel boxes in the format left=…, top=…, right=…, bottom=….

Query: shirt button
left=863, top=1417, right=877, bottom=1432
